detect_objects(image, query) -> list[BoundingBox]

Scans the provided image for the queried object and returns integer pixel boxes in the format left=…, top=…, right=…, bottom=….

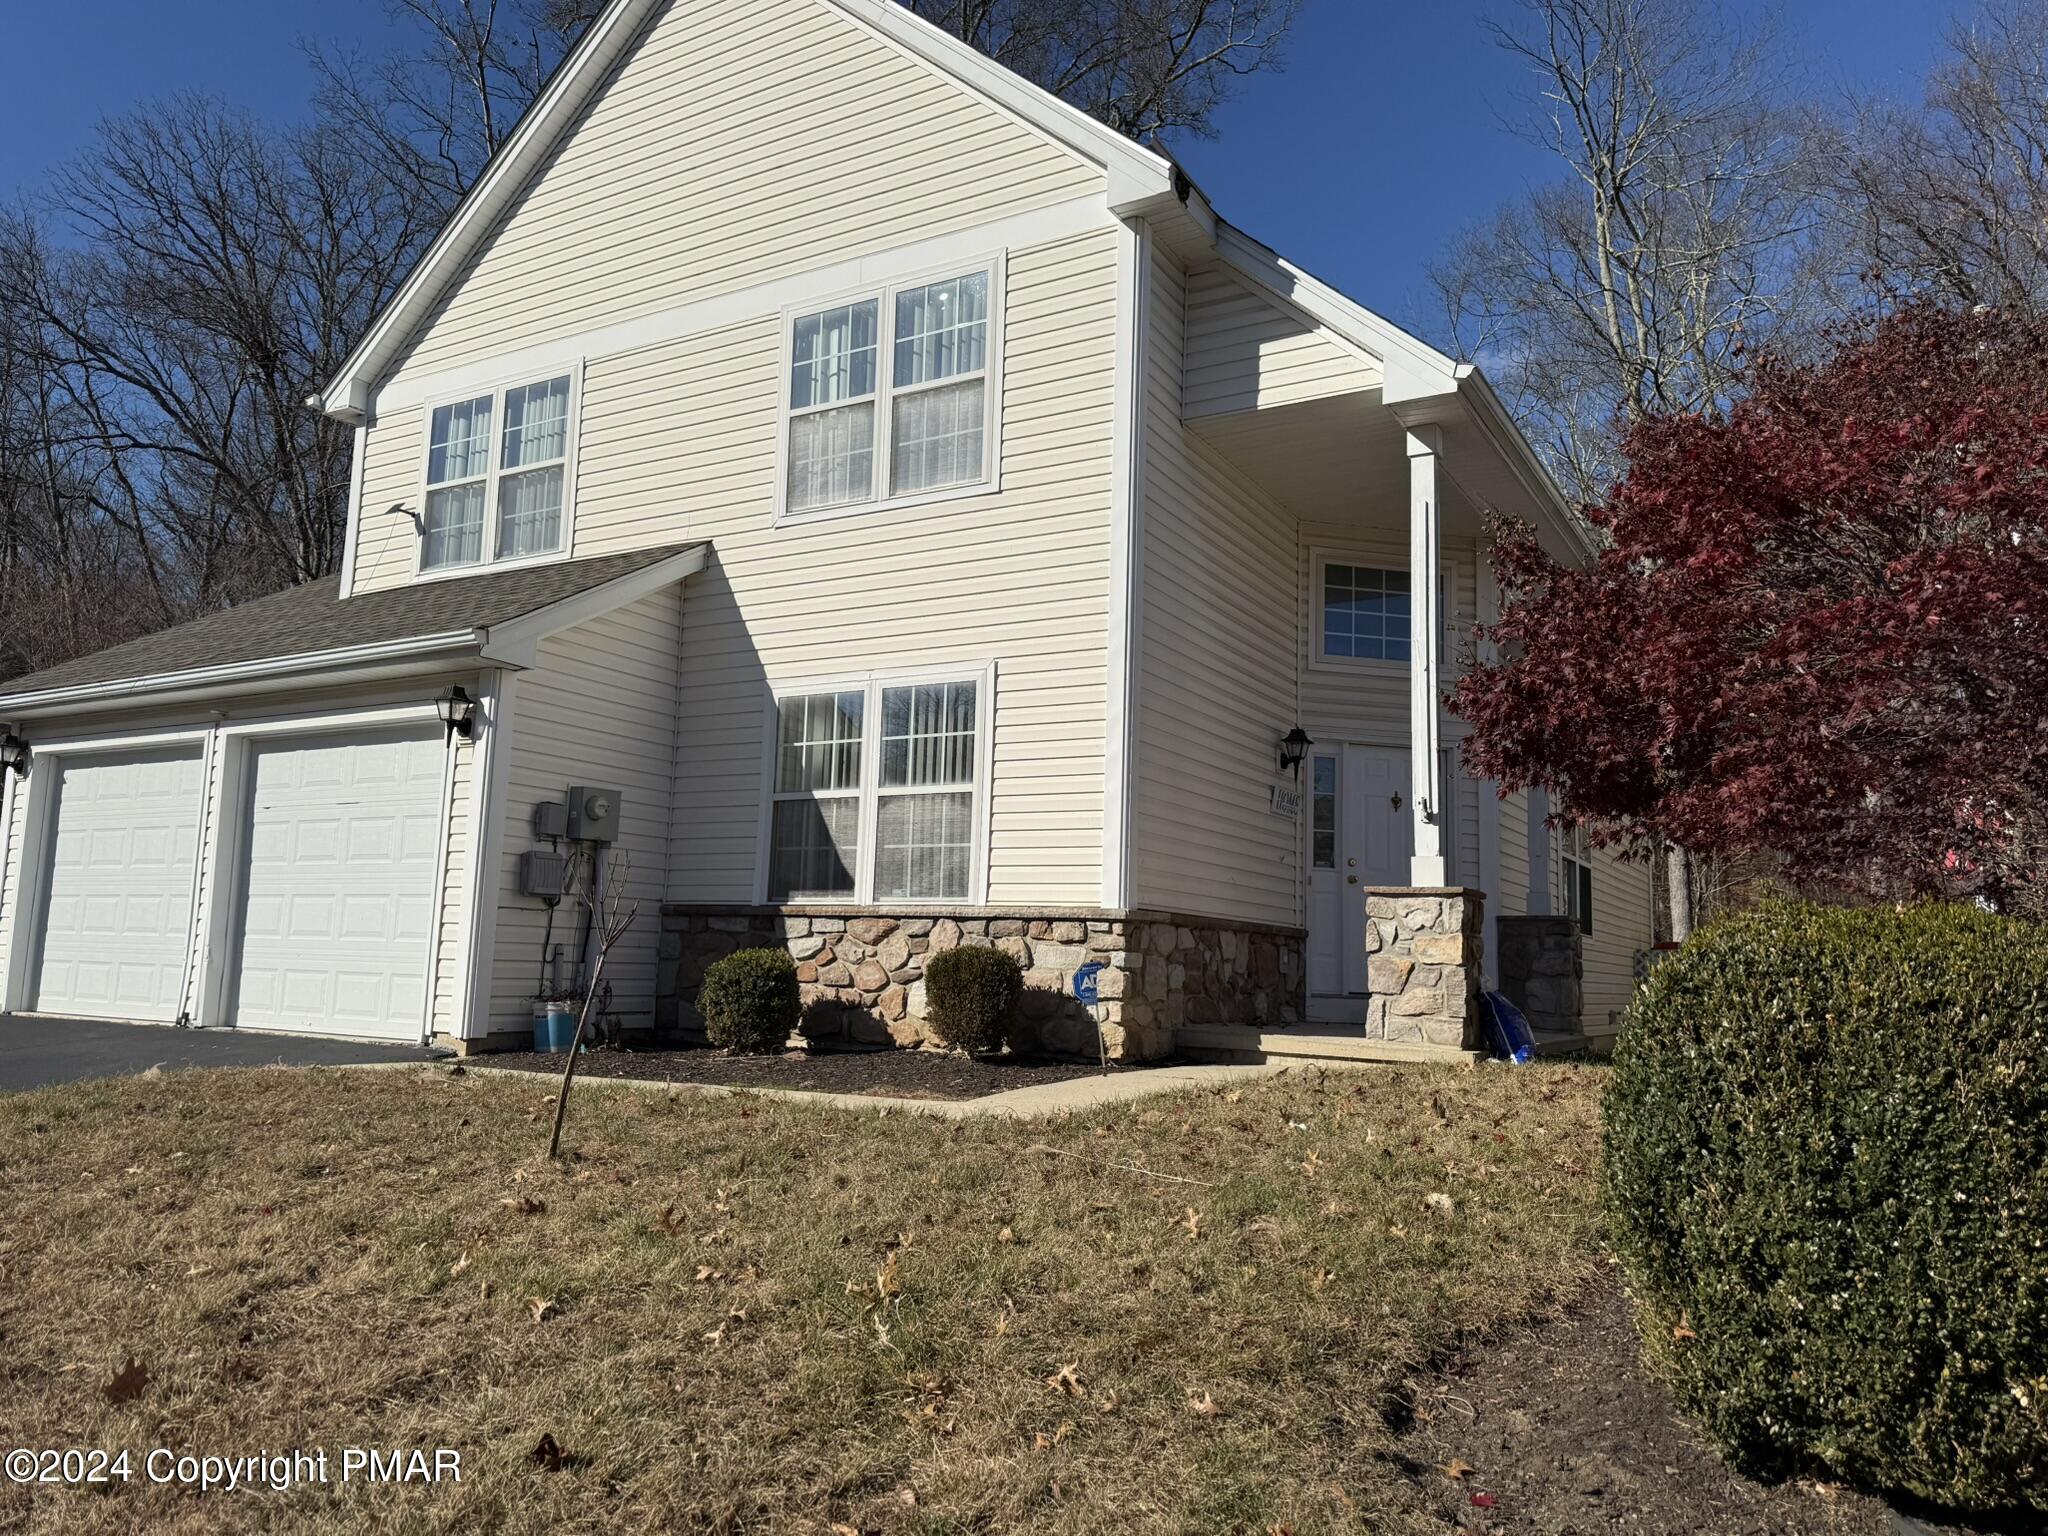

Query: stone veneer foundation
left=1497, top=914, right=1584, bottom=1037
left=658, top=907, right=1305, bottom=1063
left=1364, top=887, right=1486, bottom=1051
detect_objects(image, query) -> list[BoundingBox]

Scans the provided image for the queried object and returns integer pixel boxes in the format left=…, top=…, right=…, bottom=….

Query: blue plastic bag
left=1480, top=991, right=1537, bottom=1064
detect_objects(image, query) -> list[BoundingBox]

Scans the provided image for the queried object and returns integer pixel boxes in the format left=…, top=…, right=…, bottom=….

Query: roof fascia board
left=0, top=632, right=484, bottom=718
left=1212, top=222, right=1462, bottom=402
left=478, top=545, right=707, bottom=665
left=313, top=0, right=664, bottom=421
left=817, top=0, right=1176, bottom=211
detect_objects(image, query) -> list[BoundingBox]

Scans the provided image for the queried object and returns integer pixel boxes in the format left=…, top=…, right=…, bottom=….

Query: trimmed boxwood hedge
left=698, top=948, right=799, bottom=1055
left=1604, top=901, right=2048, bottom=1514
left=922, top=944, right=1022, bottom=1055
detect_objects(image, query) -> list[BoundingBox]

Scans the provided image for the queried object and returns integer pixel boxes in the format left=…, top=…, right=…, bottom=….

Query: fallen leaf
left=1045, top=1362, right=1086, bottom=1397
left=895, top=1487, right=917, bottom=1506
left=527, top=1295, right=558, bottom=1324
left=1424, top=1192, right=1455, bottom=1217
left=103, top=1358, right=150, bottom=1406
left=875, top=1250, right=901, bottom=1300
left=997, top=1225, right=1015, bottom=1244
left=1311, top=1266, right=1335, bottom=1292
left=1470, top=1492, right=1497, bottom=1508
left=1673, top=1317, right=1698, bottom=1342
left=499, top=1195, right=546, bottom=1215
left=449, top=1252, right=471, bottom=1279
left=529, top=1433, right=565, bottom=1471
left=1186, top=1389, right=1222, bottom=1416
left=656, top=1203, right=683, bottom=1237
left=1180, top=1207, right=1203, bottom=1241
left=1442, top=1458, right=1474, bottom=1480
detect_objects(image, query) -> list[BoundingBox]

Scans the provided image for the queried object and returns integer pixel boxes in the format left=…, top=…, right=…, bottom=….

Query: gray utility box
left=566, top=786, right=622, bottom=844
left=520, top=849, right=569, bottom=900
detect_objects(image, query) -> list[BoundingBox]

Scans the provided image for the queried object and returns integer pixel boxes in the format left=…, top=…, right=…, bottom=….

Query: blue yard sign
left=1071, top=961, right=1104, bottom=1006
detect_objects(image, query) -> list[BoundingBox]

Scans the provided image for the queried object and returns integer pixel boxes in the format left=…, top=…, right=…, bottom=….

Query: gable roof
left=310, top=0, right=1179, bottom=421
left=0, top=544, right=705, bottom=715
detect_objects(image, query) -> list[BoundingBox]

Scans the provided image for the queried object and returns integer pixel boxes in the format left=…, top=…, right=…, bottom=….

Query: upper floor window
left=1319, top=561, right=1411, bottom=663
left=763, top=669, right=990, bottom=903
left=781, top=265, right=998, bottom=521
left=422, top=372, right=575, bottom=572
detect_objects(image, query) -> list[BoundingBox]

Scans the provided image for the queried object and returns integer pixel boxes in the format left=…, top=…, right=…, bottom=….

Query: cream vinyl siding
left=1182, top=264, right=1380, bottom=420
left=490, top=591, right=682, bottom=1034
left=653, top=230, right=1116, bottom=905
left=0, top=769, right=25, bottom=1007
left=433, top=735, right=474, bottom=1036
left=1131, top=244, right=1301, bottom=928
left=1583, top=846, right=1655, bottom=1035
left=384, top=0, right=1102, bottom=383
left=354, top=402, right=426, bottom=593
left=1494, top=785, right=1532, bottom=919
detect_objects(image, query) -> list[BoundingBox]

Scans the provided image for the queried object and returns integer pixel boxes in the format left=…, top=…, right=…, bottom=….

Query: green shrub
left=1605, top=901, right=2048, bottom=1515
left=922, top=944, right=1023, bottom=1054
left=697, top=948, right=799, bottom=1055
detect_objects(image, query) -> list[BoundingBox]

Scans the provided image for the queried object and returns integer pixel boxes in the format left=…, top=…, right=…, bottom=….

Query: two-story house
left=0, top=0, right=1652, bottom=1060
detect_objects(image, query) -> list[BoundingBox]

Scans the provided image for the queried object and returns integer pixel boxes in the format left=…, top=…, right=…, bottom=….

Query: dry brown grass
left=0, top=1061, right=1605, bottom=1534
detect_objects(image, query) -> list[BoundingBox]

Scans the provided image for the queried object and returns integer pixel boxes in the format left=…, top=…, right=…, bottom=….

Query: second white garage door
left=231, top=727, right=445, bottom=1040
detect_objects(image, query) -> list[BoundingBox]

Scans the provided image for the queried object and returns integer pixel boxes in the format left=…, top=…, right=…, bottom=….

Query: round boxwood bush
left=697, top=947, right=799, bottom=1055
left=922, top=943, right=1023, bottom=1054
left=1605, top=900, right=2048, bottom=1514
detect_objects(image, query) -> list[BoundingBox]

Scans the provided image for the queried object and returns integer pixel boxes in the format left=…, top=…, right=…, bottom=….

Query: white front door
left=230, top=728, right=444, bottom=1040
left=31, top=747, right=206, bottom=1021
left=1306, top=743, right=1412, bottom=1021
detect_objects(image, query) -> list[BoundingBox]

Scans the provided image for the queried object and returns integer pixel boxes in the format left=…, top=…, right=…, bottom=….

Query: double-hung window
left=782, top=265, right=996, bottom=519
left=1561, top=824, right=1594, bottom=935
left=422, top=371, right=575, bottom=572
left=764, top=671, right=989, bottom=903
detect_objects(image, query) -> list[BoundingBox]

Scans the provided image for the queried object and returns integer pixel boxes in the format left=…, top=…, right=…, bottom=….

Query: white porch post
left=1406, top=426, right=1448, bottom=886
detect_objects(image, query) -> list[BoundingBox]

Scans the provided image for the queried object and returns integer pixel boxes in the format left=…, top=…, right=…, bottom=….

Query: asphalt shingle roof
left=0, top=543, right=702, bottom=701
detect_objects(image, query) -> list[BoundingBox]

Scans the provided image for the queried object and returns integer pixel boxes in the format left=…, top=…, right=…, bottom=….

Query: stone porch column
left=1365, top=886, right=1485, bottom=1051
left=1406, top=426, right=1448, bottom=885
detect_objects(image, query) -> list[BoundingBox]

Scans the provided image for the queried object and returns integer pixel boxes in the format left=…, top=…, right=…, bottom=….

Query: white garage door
left=231, top=727, right=444, bottom=1040
left=33, top=746, right=206, bottom=1022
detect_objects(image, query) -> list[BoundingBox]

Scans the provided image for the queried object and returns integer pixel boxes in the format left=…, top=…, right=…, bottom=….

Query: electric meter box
left=566, top=785, right=622, bottom=843
left=520, top=849, right=568, bottom=899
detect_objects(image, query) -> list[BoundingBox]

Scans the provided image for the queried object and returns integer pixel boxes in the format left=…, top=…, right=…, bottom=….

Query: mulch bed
left=1393, top=1269, right=1997, bottom=1536
left=475, top=1044, right=1146, bottom=1101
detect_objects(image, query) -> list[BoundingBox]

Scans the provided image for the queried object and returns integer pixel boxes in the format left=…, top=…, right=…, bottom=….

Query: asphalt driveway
left=0, top=1015, right=446, bottom=1092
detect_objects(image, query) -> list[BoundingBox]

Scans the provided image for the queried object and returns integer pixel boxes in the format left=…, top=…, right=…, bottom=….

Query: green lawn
left=0, top=1061, right=1606, bottom=1534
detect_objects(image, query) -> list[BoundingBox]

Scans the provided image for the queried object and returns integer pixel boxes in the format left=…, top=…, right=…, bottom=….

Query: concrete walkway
left=0, top=1014, right=447, bottom=1092
left=457, top=1058, right=1337, bottom=1119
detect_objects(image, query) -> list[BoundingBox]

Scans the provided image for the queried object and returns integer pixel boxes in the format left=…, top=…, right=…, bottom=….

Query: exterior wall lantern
left=1277, top=726, right=1313, bottom=780
left=0, top=731, right=27, bottom=778
left=437, top=685, right=477, bottom=742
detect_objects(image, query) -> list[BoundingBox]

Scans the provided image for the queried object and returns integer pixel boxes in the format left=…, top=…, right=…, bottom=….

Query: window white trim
left=773, top=253, right=1006, bottom=527
left=1561, top=823, right=1594, bottom=935
left=753, top=661, right=997, bottom=905
left=411, top=360, right=585, bottom=582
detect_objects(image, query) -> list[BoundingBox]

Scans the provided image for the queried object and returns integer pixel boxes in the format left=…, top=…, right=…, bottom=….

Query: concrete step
left=1177, top=1023, right=1485, bottom=1067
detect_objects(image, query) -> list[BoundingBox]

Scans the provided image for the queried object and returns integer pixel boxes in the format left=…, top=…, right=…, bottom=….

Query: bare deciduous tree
left=1434, top=0, right=1816, bottom=508
left=899, top=0, right=1300, bottom=140
left=1810, top=0, right=2048, bottom=312
left=0, top=99, right=440, bottom=677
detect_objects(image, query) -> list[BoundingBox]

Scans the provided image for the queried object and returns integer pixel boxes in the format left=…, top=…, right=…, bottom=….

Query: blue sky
left=2, top=1, right=1960, bottom=341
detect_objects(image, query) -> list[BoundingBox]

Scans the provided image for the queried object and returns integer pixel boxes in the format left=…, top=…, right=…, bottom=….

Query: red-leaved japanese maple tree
left=1453, top=302, right=2048, bottom=915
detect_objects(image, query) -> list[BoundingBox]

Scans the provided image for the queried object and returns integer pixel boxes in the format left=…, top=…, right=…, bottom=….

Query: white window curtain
left=768, top=691, right=864, bottom=900
left=787, top=301, right=878, bottom=513
left=423, top=394, right=492, bottom=569
left=874, top=680, right=977, bottom=900
left=892, top=274, right=987, bottom=496
left=421, top=374, right=572, bottom=571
